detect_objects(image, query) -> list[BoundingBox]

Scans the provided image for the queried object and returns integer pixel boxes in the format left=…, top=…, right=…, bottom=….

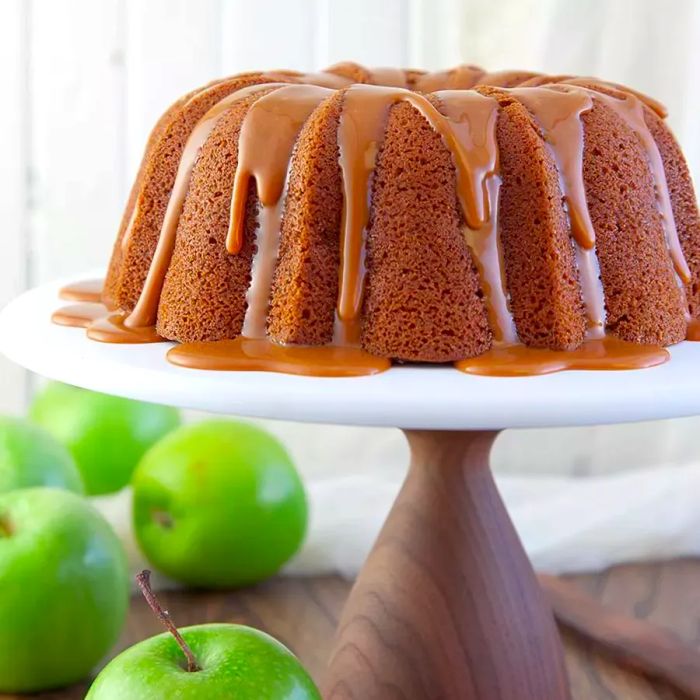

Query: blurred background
left=2, top=0, right=700, bottom=568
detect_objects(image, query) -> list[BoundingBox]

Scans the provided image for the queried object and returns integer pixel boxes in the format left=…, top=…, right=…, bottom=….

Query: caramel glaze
left=87, top=313, right=163, bottom=344
left=167, top=338, right=390, bottom=377
left=242, top=196, right=286, bottom=339
left=58, top=65, right=699, bottom=377
left=59, top=279, right=104, bottom=304
left=456, top=338, right=669, bottom=377
left=52, top=302, right=107, bottom=328
left=436, top=90, right=516, bottom=343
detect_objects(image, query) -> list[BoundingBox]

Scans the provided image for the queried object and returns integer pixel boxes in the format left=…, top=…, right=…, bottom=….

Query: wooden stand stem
left=323, top=430, right=571, bottom=700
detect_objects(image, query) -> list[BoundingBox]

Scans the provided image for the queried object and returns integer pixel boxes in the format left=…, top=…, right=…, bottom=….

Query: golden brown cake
left=79, top=63, right=700, bottom=375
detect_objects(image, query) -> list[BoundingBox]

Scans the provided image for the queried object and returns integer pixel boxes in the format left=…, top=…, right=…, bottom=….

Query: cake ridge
left=476, top=84, right=586, bottom=349
left=577, top=90, right=687, bottom=344
left=125, top=82, right=291, bottom=329
left=573, top=85, right=691, bottom=287
left=105, top=71, right=294, bottom=314
left=335, top=85, right=511, bottom=344
left=563, top=83, right=691, bottom=333
left=433, top=90, right=514, bottom=343
left=563, top=79, right=700, bottom=319
left=504, top=86, right=606, bottom=338
left=231, top=85, right=335, bottom=338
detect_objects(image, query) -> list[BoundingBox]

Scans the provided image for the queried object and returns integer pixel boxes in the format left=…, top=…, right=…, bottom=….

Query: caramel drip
left=52, top=303, right=107, bottom=328
left=241, top=196, right=285, bottom=339
left=333, top=86, right=389, bottom=343
left=687, top=319, right=700, bottom=341
left=167, top=337, right=390, bottom=377
left=226, top=85, right=333, bottom=254
left=117, top=79, right=255, bottom=263
left=415, top=66, right=485, bottom=92
left=466, top=175, right=515, bottom=344
left=87, top=313, right=164, bottom=344
left=507, top=86, right=605, bottom=337
left=124, top=82, right=289, bottom=329
left=335, top=85, right=498, bottom=341
left=456, top=337, right=669, bottom=376
left=436, top=90, right=516, bottom=343
left=59, top=279, right=104, bottom=304
left=507, top=88, right=596, bottom=249
left=368, top=67, right=408, bottom=88
left=565, top=86, right=691, bottom=286
left=116, top=78, right=243, bottom=263
left=120, top=200, right=140, bottom=253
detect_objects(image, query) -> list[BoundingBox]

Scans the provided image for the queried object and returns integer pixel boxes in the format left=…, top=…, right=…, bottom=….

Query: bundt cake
left=54, top=63, right=700, bottom=376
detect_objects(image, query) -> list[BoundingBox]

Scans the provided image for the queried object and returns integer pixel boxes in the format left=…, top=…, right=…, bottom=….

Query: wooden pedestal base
left=323, top=430, right=571, bottom=700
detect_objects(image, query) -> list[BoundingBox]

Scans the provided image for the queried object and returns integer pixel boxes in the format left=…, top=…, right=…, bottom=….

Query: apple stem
left=136, top=569, right=200, bottom=672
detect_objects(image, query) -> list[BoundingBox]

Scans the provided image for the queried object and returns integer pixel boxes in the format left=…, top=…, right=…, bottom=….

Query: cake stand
left=4, top=275, right=700, bottom=700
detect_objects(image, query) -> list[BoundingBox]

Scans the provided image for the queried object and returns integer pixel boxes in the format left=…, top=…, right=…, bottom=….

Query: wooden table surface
left=7, top=558, right=700, bottom=700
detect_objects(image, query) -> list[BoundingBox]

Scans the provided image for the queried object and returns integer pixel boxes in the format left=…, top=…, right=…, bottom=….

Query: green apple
left=0, top=488, right=129, bottom=693
left=0, top=415, right=83, bottom=493
left=86, top=623, right=320, bottom=699
left=87, top=570, right=320, bottom=699
left=30, top=382, right=181, bottom=495
left=132, top=420, right=308, bottom=587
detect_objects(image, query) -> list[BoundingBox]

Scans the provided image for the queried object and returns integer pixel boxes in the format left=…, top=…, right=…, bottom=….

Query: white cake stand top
left=1, top=274, right=699, bottom=429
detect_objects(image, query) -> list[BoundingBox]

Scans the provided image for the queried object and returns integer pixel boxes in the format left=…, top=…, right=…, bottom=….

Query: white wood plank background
left=2, top=0, right=700, bottom=416
left=125, top=0, right=223, bottom=180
